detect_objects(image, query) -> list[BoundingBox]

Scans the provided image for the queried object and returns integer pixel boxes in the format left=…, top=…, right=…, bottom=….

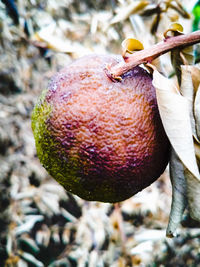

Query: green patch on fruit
left=32, top=91, right=79, bottom=190
left=31, top=90, right=115, bottom=201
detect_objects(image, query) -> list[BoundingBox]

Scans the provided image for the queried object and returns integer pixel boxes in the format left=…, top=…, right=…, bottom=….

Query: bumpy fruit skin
left=32, top=54, right=170, bottom=203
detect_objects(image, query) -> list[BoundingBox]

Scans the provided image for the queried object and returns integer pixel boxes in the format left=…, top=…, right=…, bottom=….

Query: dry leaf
left=163, top=22, right=183, bottom=38
left=19, top=251, right=44, bottom=267
left=182, top=65, right=200, bottom=141
left=110, top=1, right=149, bottom=25
left=190, top=65, right=200, bottom=93
left=168, top=1, right=190, bottom=19
left=122, top=38, right=144, bottom=53
left=121, top=38, right=144, bottom=57
left=152, top=69, right=200, bottom=180
left=153, top=69, right=200, bottom=222
left=171, top=44, right=194, bottom=85
left=185, top=169, right=200, bottom=221
left=140, top=4, right=160, bottom=17
left=32, top=22, right=90, bottom=55
left=181, top=46, right=194, bottom=65
left=195, top=139, right=200, bottom=164
left=180, top=65, right=197, bottom=140
left=166, top=148, right=187, bottom=237
left=150, top=13, right=161, bottom=35
left=165, top=23, right=194, bottom=85
left=194, top=84, right=200, bottom=140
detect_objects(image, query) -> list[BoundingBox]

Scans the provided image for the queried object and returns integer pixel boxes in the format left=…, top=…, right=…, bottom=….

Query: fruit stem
left=109, top=30, right=200, bottom=79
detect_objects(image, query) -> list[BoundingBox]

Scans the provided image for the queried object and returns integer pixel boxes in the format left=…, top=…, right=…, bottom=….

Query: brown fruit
left=31, top=54, right=170, bottom=203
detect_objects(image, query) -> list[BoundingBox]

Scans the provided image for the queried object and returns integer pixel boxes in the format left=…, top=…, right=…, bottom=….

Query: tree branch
left=109, top=30, right=200, bottom=79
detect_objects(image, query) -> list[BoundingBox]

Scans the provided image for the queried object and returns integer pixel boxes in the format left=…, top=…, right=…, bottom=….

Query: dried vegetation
left=1, top=0, right=200, bottom=266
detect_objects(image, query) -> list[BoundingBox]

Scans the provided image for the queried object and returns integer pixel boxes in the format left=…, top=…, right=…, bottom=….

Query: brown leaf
left=150, top=13, right=161, bottom=35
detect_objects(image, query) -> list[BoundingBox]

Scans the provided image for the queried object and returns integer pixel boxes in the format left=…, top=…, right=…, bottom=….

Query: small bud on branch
left=109, top=30, right=200, bottom=79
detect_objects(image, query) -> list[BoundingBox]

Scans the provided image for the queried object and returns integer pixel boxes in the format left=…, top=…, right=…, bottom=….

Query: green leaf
left=192, top=1, right=200, bottom=31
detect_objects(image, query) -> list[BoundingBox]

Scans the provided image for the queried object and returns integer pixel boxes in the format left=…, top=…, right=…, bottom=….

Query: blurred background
left=1, top=0, right=200, bottom=266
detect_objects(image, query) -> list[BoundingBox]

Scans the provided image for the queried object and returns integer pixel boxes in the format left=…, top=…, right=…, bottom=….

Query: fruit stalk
left=109, top=30, right=200, bottom=78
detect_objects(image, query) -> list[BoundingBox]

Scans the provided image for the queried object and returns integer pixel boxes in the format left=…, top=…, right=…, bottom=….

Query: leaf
left=172, top=45, right=194, bottom=86
left=35, top=225, right=50, bottom=247
left=184, top=65, right=200, bottom=141
left=110, top=1, right=149, bottom=25
left=1, top=0, right=19, bottom=25
left=165, top=23, right=184, bottom=86
left=61, top=208, right=77, bottom=222
left=18, top=237, right=40, bottom=254
left=150, top=13, right=161, bottom=35
left=195, top=84, right=200, bottom=140
left=168, top=1, right=190, bottom=19
left=178, top=64, right=200, bottom=221
left=19, top=251, right=44, bottom=267
left=121, top=38, right=144, bottom=57
left=134, top=229, right=166, bottom=242
left=176, top=51, right=194, bottom=85
left=166, top=148, right=187, bottom=238
left=140, top=4, right=160, bottom=17
left=192, top=1, right=200, bottom=31
left=185, top=169, right=200, bottom=221
left=182, top=46, right=195, bottom=65
left=163, top=22, right=183, bottom=38
left=152, top=70, right=200, bottom=181
left=164, top=23, right=194, bottom=86
left=149, top=58, right=164, bottom=74
left=180, top=66, right=197, bottom=140
left=194, top=139, right=200, bottom=164
left=190, top=65, right=200, bottom=93
left=32, top=22, right=90, bottom=55
left=15, top=215, right=44, bottom=235
left=48, top=258, right=71, bottom=267
left=171, top=49, right=183, bottom=86
left=129, top=14, right=147, bottom=39
left=153, top=69, right=200, bottom=221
